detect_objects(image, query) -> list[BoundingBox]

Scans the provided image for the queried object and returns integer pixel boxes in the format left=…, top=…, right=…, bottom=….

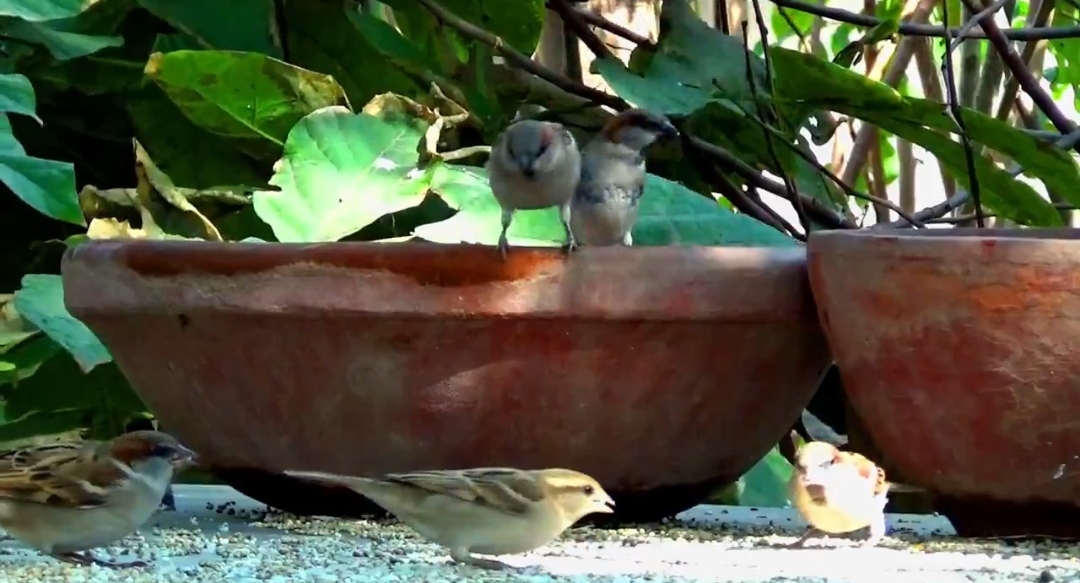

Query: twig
left=743, top=9, right=811, bottom=233
left=942, top=0, right=990, bottom=227
left=415, top=0, right=897, bottom=231
left=897, top=139, right=916, bottom=212
left=887, top=125, right=1080, bottom=227
left=770, top=0, right=1080, bottom=39
left=547, top=0, right=618, bottom=61
left=913, top=39, right=957, bottom=199
left=926, top=201, right=1080, bottom=223
left=959, top=0, right=1080, bottom=149
left=548, top=2, right=654, bottom=47
left=717, top=0, right=732, bottom=35
left=992, top=0, right=1055, bottom=122
left=412, top=0, right=624, bottom=110
left=839, top=0, right=935, bottom=189
left=949, top=0, right=1012, bottom=49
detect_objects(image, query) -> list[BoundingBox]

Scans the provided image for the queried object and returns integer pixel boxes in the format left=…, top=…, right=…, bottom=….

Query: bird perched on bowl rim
left=568, top=108, right=679, bottom=248
left=788, top=440, right=904, bottom=548
left=0, top=430, right=196, bottom=567
left=486, top=119, right=582, bottom=260
left=285, top=466, right=615, bottom=569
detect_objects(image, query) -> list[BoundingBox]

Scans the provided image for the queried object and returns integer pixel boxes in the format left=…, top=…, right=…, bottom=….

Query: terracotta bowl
left=808, top=228, right=1080, bottom=536
left=62, top=241, right=830, bottom=522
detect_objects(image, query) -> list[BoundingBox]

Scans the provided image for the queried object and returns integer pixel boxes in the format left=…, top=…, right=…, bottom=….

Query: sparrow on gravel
left=0, top=430, right=196, bottom=567
left=788, top=440, right=893, bottom=548
left=568, top=108, right=679, bottom=247
left=486, top=119, right=582, bottom=260
left=285, top=466, right=615, bottom=569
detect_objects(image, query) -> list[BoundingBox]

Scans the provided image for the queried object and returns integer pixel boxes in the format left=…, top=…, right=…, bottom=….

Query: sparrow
left=788, top=440, right=891, bottom=548
left=0, top=430, right=196, bottom=568
left=568, top=108, right=679, bottom=247
left=285, top=467, right=615, bottom=569
left=486, top=119, right=582, bottom=260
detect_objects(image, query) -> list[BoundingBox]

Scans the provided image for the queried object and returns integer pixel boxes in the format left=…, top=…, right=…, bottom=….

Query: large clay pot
left=62, top=241, right=829, bottom=522
left=808, top=228, right=1080, bottom=536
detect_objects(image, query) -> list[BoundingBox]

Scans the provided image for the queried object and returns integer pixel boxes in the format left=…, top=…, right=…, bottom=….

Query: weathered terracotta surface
left=63, top=241, right=829, bottom=521
left=808, top=228, right=1080, bottom=536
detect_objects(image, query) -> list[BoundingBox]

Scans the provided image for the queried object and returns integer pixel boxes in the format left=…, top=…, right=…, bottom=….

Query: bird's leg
left=498, top=208, right=513, bottom=261
left=160, top=485, right=176, bottom=510
left=621, top=231, right=633, bottom=246
left=52, top=551, right=147, bottom=569
left=558, top=202, right=577, bottom=254
left=863, top=513, right=886, bottom=547
left=450, top=548, right=512, bottom=570
left=785, top=527, right=827, bottom=548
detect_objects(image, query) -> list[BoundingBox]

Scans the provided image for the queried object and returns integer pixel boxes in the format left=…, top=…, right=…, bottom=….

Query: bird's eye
left=582, top=485, right=594, bottom=495
left=149, top=444, right=174, bottom=458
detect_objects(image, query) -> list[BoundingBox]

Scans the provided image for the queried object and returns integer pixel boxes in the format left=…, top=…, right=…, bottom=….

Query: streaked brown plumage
left=0, top=430, right=196, bottom=567
left=285, top=467, right=615, bottom=569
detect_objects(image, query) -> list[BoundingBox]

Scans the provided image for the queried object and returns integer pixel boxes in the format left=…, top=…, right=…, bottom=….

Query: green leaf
left=0, top=334, right=60, bottom=380
left=284, top=0, right=424, bottom=110
left=0, top=74, right=40, bottom=122
left=0, top=0, right=93, bottom=21
left=0, top=17, right=122, bottom=60
left=387, top=0, right=544, bottom=58
left=771, top=48, right=1070, bottom=226
left=739, top=447, right=795, bottom=507
left=144, top=49, right=348, bottom=160
left=136, top=0, right=280, bottom=55
left=0, top=409, right=88, bottom=443
left=416, top=164, right=797, bottom=247
left=350, top=11, right=441, bottom=76
left=12, top=274, right=111, bottom=373
left=415, top=163, right=565, bottom=246
left=3, top=354, right=146, bottom=440
left=0, top=149, right=84, bottom=226
left=595, top=0, right=768, bottom=117
left=126, top=85, right=268, bottom=189
left=252, top=105, right=432, bottom=242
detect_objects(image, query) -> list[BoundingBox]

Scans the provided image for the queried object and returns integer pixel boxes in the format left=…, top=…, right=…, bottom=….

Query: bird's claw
left=497, top=236, right=509, bottom=262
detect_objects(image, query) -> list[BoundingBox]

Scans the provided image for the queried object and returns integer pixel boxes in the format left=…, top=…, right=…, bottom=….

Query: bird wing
left=385, top=467, right=546, bottom=516
left=0, top=441, right=127, bottom=508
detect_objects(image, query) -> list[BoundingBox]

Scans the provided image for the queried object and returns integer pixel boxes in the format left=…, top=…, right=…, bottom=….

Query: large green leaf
left=594, top=0, right=843, bottom=219
left=3, top=353, right=145, bottom=440
left=126, top=85, right=268, bottom=189
left=385, top=0, right=545, bottom=60
left=0, top=74, right=40, bottom=122
left=144, top=49, right=348, bottom=161
left=136, top=0, right=280, bottom=55
left=285, top=1, right=424, bottom=108
left=0, top=147, right=83, bottom=226
left=0, top=17, right=122, bottom=60
left=0, top=0, right=94, bottom=21
left=415, top=164, right=565, bottom=246
left=739, top=447, right=795, bottom=507
left=415, top=164, right=797, bottom=247
left=252, top=105, right=433, bottom=242
left=12, top=274, right=111, bottom=373
left=771, top=48, right=1070, bottom=226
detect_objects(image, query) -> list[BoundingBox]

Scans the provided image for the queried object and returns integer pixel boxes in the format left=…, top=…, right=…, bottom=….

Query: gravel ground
left=0, top=486, right=1076, bottom=583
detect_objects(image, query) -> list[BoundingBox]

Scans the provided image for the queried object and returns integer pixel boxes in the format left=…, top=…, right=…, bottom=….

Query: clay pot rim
left=62, top=240, right=819, bottom=321
left=811, top=227, right=1080, bottom=242
left=808, top=228, right=1080, bottom=263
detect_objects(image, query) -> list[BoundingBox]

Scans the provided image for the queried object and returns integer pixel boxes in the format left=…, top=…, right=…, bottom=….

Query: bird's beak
left=171, top=444, right=198, bottom=467
left=660, top=121, right=680, bottom=139
left=593, top=493, right=616, bottom=514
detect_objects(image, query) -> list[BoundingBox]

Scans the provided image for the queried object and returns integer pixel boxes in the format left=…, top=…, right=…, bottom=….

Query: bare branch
left=771, top=0, right=1080, bottom=40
